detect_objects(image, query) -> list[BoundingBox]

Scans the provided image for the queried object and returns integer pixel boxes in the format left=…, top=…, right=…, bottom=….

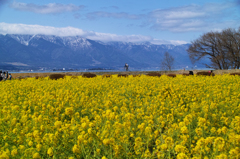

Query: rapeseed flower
left=0, top=74, right=239, bottom=158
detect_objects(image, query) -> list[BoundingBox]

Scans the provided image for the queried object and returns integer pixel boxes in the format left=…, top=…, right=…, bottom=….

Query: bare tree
left=187, top=27, right=240, bottom=70
left=187, top=31, right=228, bottom=69
left=220, top=28, right=240, bottom=69
left=161, top=52, right=174, bottom=71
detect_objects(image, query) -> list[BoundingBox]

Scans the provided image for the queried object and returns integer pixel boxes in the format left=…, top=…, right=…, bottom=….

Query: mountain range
left=0, top=34, right=207, bottom=71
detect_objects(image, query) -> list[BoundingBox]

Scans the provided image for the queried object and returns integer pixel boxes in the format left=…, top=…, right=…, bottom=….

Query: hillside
left=0, top=34, right=208, bottom=70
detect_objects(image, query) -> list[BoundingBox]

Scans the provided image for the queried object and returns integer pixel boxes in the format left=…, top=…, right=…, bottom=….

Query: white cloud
left=151, top=39, right=188, bottom=45
left=148, top=2, right=238, bottom=32
left=100, top=6, right=119, bottom=10
left=86, top=11, right=141, bottom=20
left=165, top=11, right=205, bottom=19
left=88, top=32, right=153, bottom=42
left=151, top=6, right=206, bottom=20
left=0, top=22, right=187, bottom=45
left=0, top=23, right=97, bottom=37
left=83, top=2, right=238, bottom=33
left=9, top=2, right=84, bottom=14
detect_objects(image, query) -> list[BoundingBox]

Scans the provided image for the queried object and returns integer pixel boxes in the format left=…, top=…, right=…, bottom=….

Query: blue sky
left=0, top=0, right=239, bottom=44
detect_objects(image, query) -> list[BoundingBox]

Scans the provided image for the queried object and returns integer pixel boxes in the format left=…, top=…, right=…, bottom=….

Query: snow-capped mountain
left=0, top=34, right=205, bottom=70
left=7, top=34, right=92, bottom=50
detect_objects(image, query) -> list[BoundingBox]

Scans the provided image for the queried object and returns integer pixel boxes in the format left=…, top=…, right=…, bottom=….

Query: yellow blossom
left=47, top=147, right=53, bottom=156
left=33, top=152, right=41, bottom=159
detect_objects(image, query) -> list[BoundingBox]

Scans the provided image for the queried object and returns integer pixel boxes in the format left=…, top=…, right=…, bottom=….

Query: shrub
left=49, top=74, right=65, bottom=80
left=182, top=73, right=190, bottom=76
left=167, top=74, right=176, bottom=77
left=146, top=72, right=161, bottom=77
left=196, top=72, right=215, bottom=76
left=229, top=73, right=240, bottom=76
left=118, top=74, right=128, bottom=77
left=82, top=73, right=97, bottom=78
left=133, top=74, right=141, bottom=77
left=35, top=76, right=45, bottom=79
left=102, top=74, right=112, bottom=78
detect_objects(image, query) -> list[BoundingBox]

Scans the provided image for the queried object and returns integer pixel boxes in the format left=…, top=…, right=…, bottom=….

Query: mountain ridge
left=0, top=34, right=207, bottom=70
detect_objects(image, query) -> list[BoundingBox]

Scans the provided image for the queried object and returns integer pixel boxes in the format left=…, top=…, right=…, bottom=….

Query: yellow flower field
left=0, top=74, right=240, bottom=159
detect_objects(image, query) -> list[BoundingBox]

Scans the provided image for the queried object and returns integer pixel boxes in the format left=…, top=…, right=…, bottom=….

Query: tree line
left=187, top=27, right=240, bottom=70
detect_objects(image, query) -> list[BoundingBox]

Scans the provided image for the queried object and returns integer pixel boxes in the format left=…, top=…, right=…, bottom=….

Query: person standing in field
left=3, top=72, right=7, bottom=80
left=0, top=71, right=2, bottom=81
left=9, top=73, right=12, bottom=80
left=0, top=71, right=7, bottom=81
left=124, top=63, right=129, bottom=71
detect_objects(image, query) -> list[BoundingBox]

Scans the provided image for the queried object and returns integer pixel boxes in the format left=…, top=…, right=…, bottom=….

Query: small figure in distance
left=1, top=71, right=7, bottom=80
left=9, top=73, right=12, bottom=80
left=5, top=71, right=8, bottom=79
left=189, top=71, right=194, bottom=75
left=3, top=72, right=7, bottom=80
left=124, top=63, right=129, bottom=71
left=0, top=70, right=2, bottom=81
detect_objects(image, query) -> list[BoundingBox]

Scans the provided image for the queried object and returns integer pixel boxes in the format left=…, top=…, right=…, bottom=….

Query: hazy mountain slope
left=0, top=34, right=206, bottom=70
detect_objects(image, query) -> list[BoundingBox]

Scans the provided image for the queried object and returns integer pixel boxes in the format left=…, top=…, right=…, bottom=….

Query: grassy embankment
left=10, top=69, right=240, bottom=79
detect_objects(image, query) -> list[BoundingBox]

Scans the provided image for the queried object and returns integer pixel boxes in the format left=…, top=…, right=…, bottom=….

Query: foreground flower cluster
left=0, top=74, right=240, bottom=159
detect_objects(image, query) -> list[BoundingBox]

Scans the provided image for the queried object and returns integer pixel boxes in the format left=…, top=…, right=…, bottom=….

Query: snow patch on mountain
left=7, top=34, right=92, bottom=50
left=61, top=36, right=92, bottom=50
left=7, top=34, right=36, bottom=46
